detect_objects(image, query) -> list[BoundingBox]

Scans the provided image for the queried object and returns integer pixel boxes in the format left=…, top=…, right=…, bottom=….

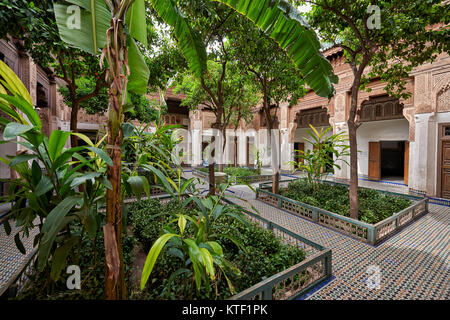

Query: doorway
left=293, top=142, right=304, bottom=165
left=438, top=124, right=450, bottom=198
left=368, top=140, right=409, bottom=184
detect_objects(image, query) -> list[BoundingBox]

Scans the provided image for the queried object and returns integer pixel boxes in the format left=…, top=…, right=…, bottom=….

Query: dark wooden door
left=404, top=141, right=409, bottom=185
left=294, top=142, right=304, bottom=164
left=441, top=141, right=450, bottom=198
left=368, top=141, right=381, bottom=181
left=246, top=136, right=250, bottom=166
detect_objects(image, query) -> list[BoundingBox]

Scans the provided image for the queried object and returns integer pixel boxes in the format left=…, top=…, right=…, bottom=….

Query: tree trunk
left=347, top=120, right=358, bottom=219
left=208, top=134, right=216, bottom=195
left=272, top=171, right=280, bottom=194
left=263, top=98, right=279, bottom=194
left=348, top=81, right=361, bottom=220
left=104, top=17, right=127, bottom=300
left=218, top=127, right=227, bottom=172
left=234, top=135, right=238, bottom=166
left=105, top=110, right=125, bottom=299
left=69, top=101, right=79, bottom=148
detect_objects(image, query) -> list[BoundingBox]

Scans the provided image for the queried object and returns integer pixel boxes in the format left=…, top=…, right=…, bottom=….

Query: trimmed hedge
left=197, top=167, right=260, bottom=177
left=128, top=198, right=306, bottom=299
left=280, top=180, right=412, bottom=224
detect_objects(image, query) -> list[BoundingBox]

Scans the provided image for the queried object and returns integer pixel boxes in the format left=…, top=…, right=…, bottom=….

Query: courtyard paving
left=0, top=171, right=449, bottom=299
left=187, top=170, right=450, bottom=300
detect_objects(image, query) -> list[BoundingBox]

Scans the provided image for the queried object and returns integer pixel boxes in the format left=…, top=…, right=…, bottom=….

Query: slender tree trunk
left=69, top=98, right=79, bottom=148
left=347, top=78, right=362, bottom=220
left=104, top=16, right=127, bottom=300
left=262, top=93, right=279, bottom=194
left=234, top=134, right=238, bottom=166
left=208, top=135, right=216, bottom=195
left=219, top=126, right=227, bottom=172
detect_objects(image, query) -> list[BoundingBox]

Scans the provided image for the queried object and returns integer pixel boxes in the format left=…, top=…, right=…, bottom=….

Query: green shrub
left=128, top=199, right=306, bottom=299
left=15, top=227, right=136, bottom=300
left=280, top=180, right=412, bottom=224
left=196, top=167, right=259, bottom=177
left=222, top=167, right=259, bottom=177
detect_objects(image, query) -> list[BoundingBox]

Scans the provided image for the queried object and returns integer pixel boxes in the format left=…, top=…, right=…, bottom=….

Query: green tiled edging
left=192, top=168, right=273, bottom=185
left=256, top=179, right=429, bottom=246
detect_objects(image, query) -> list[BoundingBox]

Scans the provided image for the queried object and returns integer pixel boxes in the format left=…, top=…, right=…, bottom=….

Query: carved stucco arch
left=288, top=105, right=333, bottom=143
left=434, top=74, right=450, bottom=113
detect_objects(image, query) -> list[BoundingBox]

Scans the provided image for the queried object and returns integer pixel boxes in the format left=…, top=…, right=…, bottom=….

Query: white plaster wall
left=293, top=126, right=332, bottom=152
left=333, top=122, right=350, bottom=180
left=191, top=129, right=202, bottom=166
left=0, top=139, right=16, bottom=179
left=356, top=119, right=409, bottom=176
left=411, top=112, right=450, bottom=196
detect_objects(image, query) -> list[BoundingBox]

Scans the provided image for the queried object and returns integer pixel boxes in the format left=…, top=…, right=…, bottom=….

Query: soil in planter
left=280, top=180, right=412, bottom=224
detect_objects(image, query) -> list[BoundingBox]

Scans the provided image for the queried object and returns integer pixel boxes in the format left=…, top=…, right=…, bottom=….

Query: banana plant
left=0, top=60, right=113, bottom=287
left=53, top=0, right=337, bottom=299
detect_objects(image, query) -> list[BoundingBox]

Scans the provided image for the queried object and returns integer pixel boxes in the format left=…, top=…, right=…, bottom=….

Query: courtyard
left=0, top=0, right=449, bottom=307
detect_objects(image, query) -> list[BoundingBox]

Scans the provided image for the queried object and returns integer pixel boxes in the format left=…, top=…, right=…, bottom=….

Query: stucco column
left=191, top=129, right=202, bottom=167
left=333, top=122, right=350, bottom=180
left=189, top=110, right=203, bottom=167
left=409, top=113, right=434, bottom=195
left=237, top=128, right=246, bottom=166
left=280, top=128, right=292, bottom=171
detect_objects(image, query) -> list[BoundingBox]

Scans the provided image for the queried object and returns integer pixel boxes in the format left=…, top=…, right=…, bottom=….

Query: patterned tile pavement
left=0, top=170, right=448, bottom=299
left=185, top=170, right=450, bottom=299
left=0, top=217, right=38, bottom=296
left=224, top=184, right=450, bottom=300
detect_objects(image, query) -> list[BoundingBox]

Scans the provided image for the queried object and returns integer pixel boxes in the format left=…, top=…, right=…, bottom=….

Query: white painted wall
left=293, top=126, right=333, bottom=152
left=0, top=139, right=16, bottom=179
left=356, top=119, right=409, bottom=176
left=410, top=112, right=450, bottom=196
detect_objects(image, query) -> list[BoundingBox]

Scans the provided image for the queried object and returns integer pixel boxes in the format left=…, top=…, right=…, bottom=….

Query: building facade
left=1, top=39, right=449, bottom=199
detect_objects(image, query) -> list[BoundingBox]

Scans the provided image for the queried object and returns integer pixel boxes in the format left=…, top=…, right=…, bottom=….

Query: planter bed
left=128, top=195, right=331, bottom=300
left=6, top=194, right=331, bottom=300
left=256, top=179, right=428, bottom=245
left=192, top=167, right=273, bottom=185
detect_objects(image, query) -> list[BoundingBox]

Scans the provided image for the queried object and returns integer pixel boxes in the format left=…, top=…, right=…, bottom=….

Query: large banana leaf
left=149, top=0, right=207, bottom=78
left=127, top=37, right=150, bottom=95
left=214, top=0, right=338, bottom=98
left=54, top=0, right=111, bottom=55
left=54, top=0, right=150, bottom=95
left=126, top=0, right=148, bottom=46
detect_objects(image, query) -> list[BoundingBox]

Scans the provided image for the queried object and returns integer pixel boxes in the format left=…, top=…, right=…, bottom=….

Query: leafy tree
left=176, top=59, right=260, bottom=172
left=59, top=78, right=159, bottom=124
left=229, top=19, right=307, bottom=192
left=0, top=0, right=107, bottom=148
left=54, top=0, right=337, bottom=299
left=297, top=0, right=449, bottom=219
left=174, top=0, right=252, bottom=193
